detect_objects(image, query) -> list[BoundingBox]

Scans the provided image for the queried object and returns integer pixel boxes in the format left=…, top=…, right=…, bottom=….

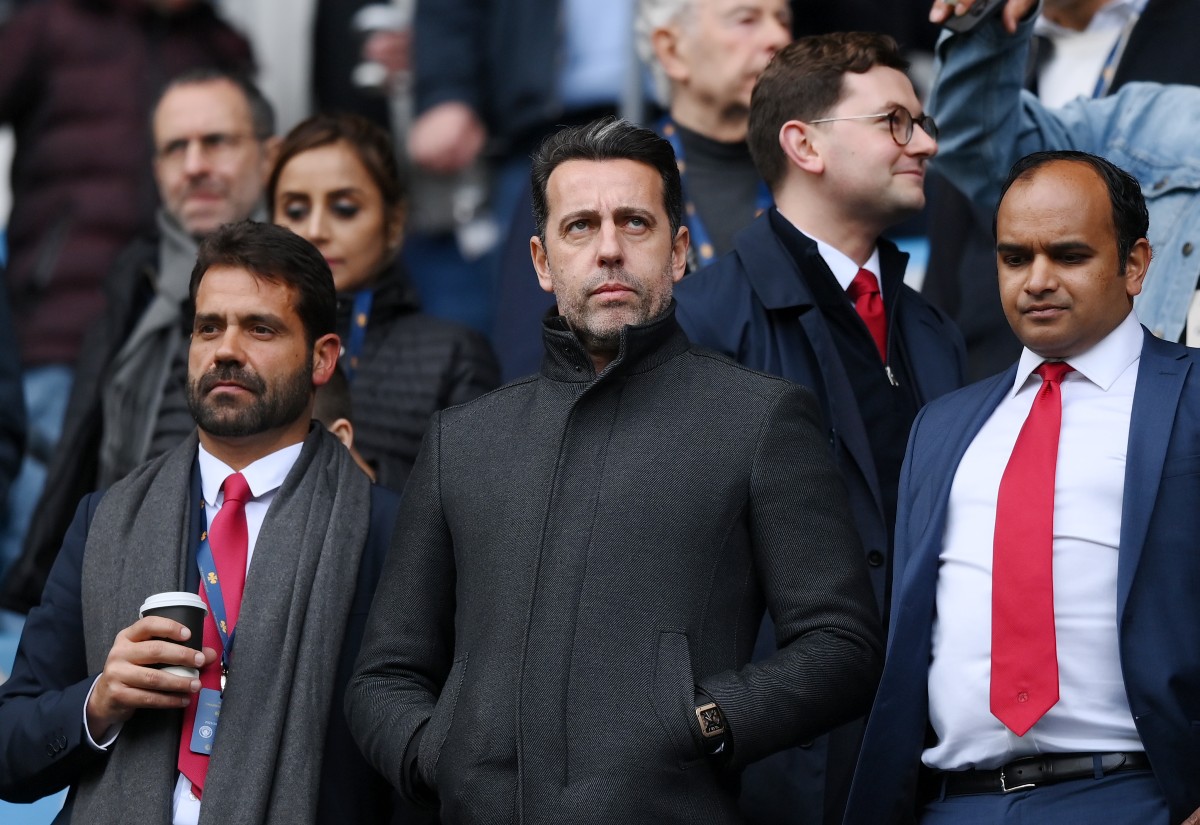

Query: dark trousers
left=920, top=769, right=1167, bottom=825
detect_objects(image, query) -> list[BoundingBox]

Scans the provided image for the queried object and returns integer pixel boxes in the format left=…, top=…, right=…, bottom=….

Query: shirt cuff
left=82, top=675, right=123, bottom=750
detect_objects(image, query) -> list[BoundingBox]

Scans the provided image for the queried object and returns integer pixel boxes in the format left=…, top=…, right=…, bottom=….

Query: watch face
left=696, top=702, right=725, bottom=738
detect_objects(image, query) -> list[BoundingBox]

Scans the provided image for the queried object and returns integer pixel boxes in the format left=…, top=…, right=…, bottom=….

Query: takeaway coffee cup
left=139, top=591, right=207, bottom=680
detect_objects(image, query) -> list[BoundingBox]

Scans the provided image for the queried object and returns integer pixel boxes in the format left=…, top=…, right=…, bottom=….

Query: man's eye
left=250, top=325, right=275, bottom=336
left=160, top=140, right=187, bottom=159
left=567, top=219, right=590, bottom=232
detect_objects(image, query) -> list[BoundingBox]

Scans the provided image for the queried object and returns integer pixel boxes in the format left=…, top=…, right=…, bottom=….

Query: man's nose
left=183, top=139, right=210, bottom=176
left=596, top=221, right=623, bottom=267
left=1025, top=256, right=1059, bottom=294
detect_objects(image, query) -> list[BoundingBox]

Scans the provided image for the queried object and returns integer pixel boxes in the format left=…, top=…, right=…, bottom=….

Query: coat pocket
left=651, top=631, right=705, bottom=768
left=418, top=653, right=468, bottom=788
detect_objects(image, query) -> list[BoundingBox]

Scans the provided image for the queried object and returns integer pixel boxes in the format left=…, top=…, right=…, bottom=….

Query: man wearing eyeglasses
left=673, top=33, right=966, bottom=825
left=2, top=70, right=279, bottom=616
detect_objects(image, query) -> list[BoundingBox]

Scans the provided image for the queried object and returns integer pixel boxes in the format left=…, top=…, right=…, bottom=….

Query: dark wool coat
left=348, top=307, right=884, bottom=824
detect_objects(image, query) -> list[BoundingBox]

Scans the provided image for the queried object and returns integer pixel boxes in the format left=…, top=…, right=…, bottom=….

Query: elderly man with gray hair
left=634, top=0, right=790, bottom=270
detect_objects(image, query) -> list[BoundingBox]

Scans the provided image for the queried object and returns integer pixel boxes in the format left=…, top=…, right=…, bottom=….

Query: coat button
left=867, top=551, right=885, bottom=567
left=1184, top=242, right=1194, bottom=257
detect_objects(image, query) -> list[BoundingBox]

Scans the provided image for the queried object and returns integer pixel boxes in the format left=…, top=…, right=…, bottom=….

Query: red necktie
left=847, top=268, right=887, bottom=362
left=178, top=472, right=251, bottom=798
left=990, top=362, right=1073, bottom=736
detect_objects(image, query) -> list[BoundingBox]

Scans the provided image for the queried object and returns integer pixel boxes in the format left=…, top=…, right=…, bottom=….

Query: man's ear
left=311, top=333, right=341, bottom=387
left=670, top=225, right=689, bottom=283
left=651, top=24, right=689, bottom=85
left=259, top=135, right=282, bottom=183
left=779, top=120, right=823, bottom=176
left=1123, top=237, right=1152, bottom=299
left=531, top=235, right=555, bottom=295
left=326, top=417, right=355, bottom=449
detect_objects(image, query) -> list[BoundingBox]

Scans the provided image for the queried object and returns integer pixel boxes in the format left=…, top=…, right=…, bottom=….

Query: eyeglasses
left=156, top=132, right=260, bottom=167
left=807, top=107, right=939, bottom=146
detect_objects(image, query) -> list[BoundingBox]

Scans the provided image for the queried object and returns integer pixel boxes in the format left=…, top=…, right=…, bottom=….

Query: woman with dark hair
left=270, top=112, right=499, bottom=489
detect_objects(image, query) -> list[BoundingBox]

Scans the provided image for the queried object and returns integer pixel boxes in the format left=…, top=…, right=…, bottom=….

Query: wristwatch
left=694, top=700, right=727, bottom=756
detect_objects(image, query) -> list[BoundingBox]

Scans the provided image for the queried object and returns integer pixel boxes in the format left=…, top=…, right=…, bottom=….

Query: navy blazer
left=674, top=213, right=964, bottom=825
left=845, top=329, right=1200, bottom=824
left=0, top=466, right=408, bottom=824
left=675, top=213, right=966, bottom=612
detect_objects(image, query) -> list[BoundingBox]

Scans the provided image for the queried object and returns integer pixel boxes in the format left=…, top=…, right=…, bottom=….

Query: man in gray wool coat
left=346, top=116, right=884, bottom=825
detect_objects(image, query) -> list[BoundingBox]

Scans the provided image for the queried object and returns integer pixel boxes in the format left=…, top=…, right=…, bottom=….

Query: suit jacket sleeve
left=346, top=417, right=456, bottom=805
left=413, top=0, right=486, bottom=116
left=0, top=495, right=106, bottom=802
left=697, top=385, right=885, bottom=768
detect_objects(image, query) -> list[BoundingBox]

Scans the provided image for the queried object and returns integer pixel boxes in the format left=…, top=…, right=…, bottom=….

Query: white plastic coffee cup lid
left=139, top=591, right=208, bottom=616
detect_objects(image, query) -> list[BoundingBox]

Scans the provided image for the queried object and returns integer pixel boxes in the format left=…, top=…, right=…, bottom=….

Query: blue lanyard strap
left=1091, top=11, right=1140, bottom=99
left=197, top=502, right=237, bottom=670
left=659, top=116, right=772, bottom=270
left=342, top=289, right=374, bottom=385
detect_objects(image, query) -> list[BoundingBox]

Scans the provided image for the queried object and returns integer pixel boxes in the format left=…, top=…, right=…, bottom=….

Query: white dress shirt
left=83, top=441, right=303, bottom=825
left=924, top=310, right=1145, bottom=770
left=812, top=235, right=882, bottom=296
left=1034, top=0, right=1149, bottom=107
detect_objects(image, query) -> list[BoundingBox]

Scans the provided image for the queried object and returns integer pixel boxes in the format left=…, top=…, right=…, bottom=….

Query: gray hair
left=634, top=0, right=694, bottom=107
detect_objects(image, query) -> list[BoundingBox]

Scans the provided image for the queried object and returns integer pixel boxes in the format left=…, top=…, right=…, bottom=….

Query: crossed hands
left=85, top=616, right=217, bottom=739
left=929, top=0, right=1038, bottom=34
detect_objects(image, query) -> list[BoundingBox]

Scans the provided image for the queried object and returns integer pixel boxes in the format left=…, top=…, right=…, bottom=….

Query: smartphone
left=943, top=0, right=1004, bottom=33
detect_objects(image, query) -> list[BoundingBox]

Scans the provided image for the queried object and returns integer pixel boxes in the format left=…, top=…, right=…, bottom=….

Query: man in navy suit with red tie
left=846, top=151, right=1200, bottom=824
left=0, top=222, right=405, bottom=824
left=673, top=33, right=965, bottom=825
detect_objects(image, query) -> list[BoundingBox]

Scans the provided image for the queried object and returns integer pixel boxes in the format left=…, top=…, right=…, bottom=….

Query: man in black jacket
left=347, top=118, right=883, bottom=823
left=1, top=69, right=277, bottom=614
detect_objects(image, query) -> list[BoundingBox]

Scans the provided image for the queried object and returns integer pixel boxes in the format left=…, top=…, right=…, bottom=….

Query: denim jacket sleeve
left=928, top=10, right=1200, bottom=342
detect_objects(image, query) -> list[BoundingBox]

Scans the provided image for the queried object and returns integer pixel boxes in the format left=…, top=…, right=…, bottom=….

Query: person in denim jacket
left=928, top=0, right=1200, bottom=345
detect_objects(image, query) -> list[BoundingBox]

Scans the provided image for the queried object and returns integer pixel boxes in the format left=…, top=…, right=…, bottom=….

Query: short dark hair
left=313, top=362, right=353, bottom=425
left=190, top=221, right=336, bottom=346
left=997, top=150, right=1150, bottom=268
left=530, top=117, right=683, bottom=243
left=748, top=33, right=909, bottom=189
left=153, top=68, right=276, bottom=140
left=268, top=112, right=406, bottom=217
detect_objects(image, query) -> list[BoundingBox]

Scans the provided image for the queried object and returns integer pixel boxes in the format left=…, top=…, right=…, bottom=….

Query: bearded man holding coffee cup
left=0, top=221, right=406, bottom=825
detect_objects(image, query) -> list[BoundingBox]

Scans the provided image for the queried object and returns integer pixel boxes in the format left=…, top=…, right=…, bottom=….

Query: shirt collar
left=803, top=232, right=881, bottom=293
left=1011, top=309, right=1142, bottom=397
left=198, top=441, right=305, bottom=506
left=1035, top=0, right=1147, bottom=37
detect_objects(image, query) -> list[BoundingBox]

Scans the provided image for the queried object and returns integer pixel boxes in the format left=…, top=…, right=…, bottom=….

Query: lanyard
left=659, top=116, right=773, bottom=270
left=342, top=289, right=374, bottom=385
left=197, top=500, right=237, bottom=686
left=1092, top=10, right=1140, bottom=98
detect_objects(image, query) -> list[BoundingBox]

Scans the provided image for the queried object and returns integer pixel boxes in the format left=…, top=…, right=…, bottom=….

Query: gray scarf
left=99, top=210, right=197, bottom=486
left=74, top=426, right=372, bottom=825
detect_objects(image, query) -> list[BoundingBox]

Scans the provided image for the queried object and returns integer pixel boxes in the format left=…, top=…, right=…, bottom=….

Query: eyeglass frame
left=154, top=131, right=267, bottom=167
left=806, top=107, right=939, bottom=146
